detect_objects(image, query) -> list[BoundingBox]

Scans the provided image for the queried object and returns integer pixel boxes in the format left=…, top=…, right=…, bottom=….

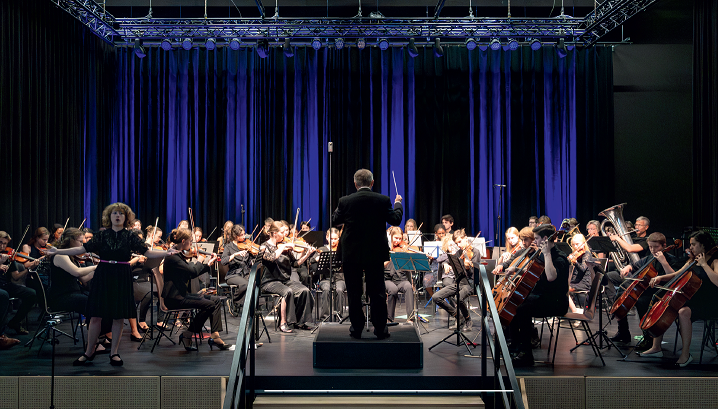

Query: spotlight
left=357, top=38, right=366, bottom=50
left=378, top=38, right=389, bottom=51
left=335, top=38, right=344, bottom=50
left=182, top=38, right=193, bottom=51
left=465, top=38, right=477, bottom=51
left=433, top=38, right=444, bottom=57
left=529, top=38, right=542, bottom=51
left=283, top=38, right=294, bottom=57
left=556, top=38, right=567, bottom=58
left=478, top=42, right=489, bottom=51
left=256, top=39, right=269, bottom=58
left=133, top=39, right=146, bottom=58
left=205, top=38, right=216, bottom=50
left=229, top=37, right=241, bottom=51
left=312, top=38, right=322, bottom=50
left=489, top=38, right=501, bottom=51
left=508, top=39, right=519, bottom=51
left=160, top=38, right=172, bottom=51
left=407, top=38, right=419, bottom=58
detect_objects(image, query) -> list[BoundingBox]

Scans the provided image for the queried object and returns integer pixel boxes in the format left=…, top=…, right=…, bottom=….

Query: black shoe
left=208, top=338, right=231, bottom=351
left=178, top=334, right=198, bottom=351
left=72, top=353, right=95, bottom=366
left=610, top=331, right=631, bottom=344
left=375, top=327, right=390, bottom=340
left=349, top=331, right=362, bottom=339
left=296, top=323, right=314, bottom=331
left=130, top=334, right=143, bottom=342
left=109, top=354, right=123, bottom=366
left=635, top=335, right=653, bottom=351
left=511, top=351, right=535, bottom=367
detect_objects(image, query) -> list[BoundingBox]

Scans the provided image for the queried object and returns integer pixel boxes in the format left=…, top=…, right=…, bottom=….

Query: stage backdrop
left=2, top=0, right=614, bottom=244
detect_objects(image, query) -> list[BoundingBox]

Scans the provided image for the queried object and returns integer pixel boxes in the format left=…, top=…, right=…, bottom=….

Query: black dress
left=83, top=229, right=149, bottom=319
left=684, top=263, right=718, bottom=321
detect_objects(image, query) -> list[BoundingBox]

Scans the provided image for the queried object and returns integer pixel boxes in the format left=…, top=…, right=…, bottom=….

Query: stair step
left=253, top=395, right=485, bottom=409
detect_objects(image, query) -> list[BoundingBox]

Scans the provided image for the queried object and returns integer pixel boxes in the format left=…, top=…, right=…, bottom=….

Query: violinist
left=217, top=220, right=234, bottom=253
left=609, top=232, right=680, bottom=348
left=82, top=228, right=94, bottom=243
left=260, top=221, right=314, bottom=333
left=47, top=228, right=96, bottom=321
left=50, top=224, right=64, bottom=246
left=280, top=222, right=313, bottom=287
left=145, top=226, right=164, bottom=249
left=162, top=228, right=231, bottom=351
left=257, top=218, right=274, bottom=244
left=498, top=227, right=520, bottom=264
left=0, top=231, right=37, bottom=336
left=21, top=227, right=51, bottom=314
left=312, top=228, right=344, bottom=319
left=221, top=224, right=252, bottom=307
left=132, top=219, right=142, bottom=230
left=434, top=224, right=446, bottom=241
left=385, top=227, right=415, bottom=324
left=492, top=227, right=533, bottom=275
left=509, top=224, right=569, bottom=367
left=567, top=234, right=595, bottom=314
left=431, top=230, right=474, bottom=331
left=403, top=219, right=418, bottom=243
left=192, top=227, right=206, bottom=243
left=300, top=221, right=312, bottom=233
left=641, top=231, right=718, bottom=366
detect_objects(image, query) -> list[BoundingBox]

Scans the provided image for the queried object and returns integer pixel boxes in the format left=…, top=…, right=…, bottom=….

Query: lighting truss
left=578, top=0, right=660, bottom=46
left=49, top=0, right=120, bottom=44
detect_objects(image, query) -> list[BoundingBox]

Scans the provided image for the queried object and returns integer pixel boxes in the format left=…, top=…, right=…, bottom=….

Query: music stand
left=303, top=231, right=326, bottom=248
left=429, top=251, right=476, bottom=354
left=313, top=251, right=342, bottom=330
left=390, top=252, right=432, bottom=333
left=587, top=236, right=621, bottom=255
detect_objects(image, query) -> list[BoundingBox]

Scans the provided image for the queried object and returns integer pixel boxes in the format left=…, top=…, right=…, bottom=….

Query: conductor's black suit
left=332, top=187, right=403, bottom=338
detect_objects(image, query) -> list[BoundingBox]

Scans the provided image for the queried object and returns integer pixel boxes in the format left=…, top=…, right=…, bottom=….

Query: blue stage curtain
left=83, top=44, right=611, bottom=240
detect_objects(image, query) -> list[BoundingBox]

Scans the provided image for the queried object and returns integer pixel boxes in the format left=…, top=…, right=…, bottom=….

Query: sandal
left=279, top=323, right=294, bottom=333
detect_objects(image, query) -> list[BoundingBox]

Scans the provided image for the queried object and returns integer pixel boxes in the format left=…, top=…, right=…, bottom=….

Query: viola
left=640, top=246, right=717, bottom=337
left=610, top=240, right=681, bottom=320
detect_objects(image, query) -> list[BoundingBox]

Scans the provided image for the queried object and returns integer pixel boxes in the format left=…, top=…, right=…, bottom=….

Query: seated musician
left=162, top=228, right=230, bottom=351
left=537, top=215, right=551, bottom=226
left=431, top=230, right=474, bottom=331
left=260, top=221, right=314, bottom=333
left=528, top=216, right=538, bottom=229
left=82, top=228, right=94, bottom=242
left=221, top=224, right=252, bottom=306
left=0, top=231, right=37, bottom=336
left=385, top=227, right=415, bottom=323
left=192, top=227, right=206, bottom=243
left=0, top=288, right=21, bottom=349
left=132, top=219, right=142, bottom=230
left=567, top=234, right=595, bottom=313
left=605, top=216, right=651, bottom=301
left=280, top=222, right=312, bottom=287
left=609, top=232, right=680, bottom=347
left=498, top=227, right=520, bottom=265
left=508, top=224, right=570, bottom=367
left=641, top=231, right=718, bottom=366
left=177, top=220, right=190, bottom=229
left=50, top=224, right=64, bottom=247
left=48, top=228, right=97, bottom=321
left=21, top=228, right=51, bottom=313
left=441, top=215, right=455, bottom=235
left=492, top=227, right=533, bottom=275
left=217, top=220, right=234, bottom=253
left=311, top=228, right=345, bottom=319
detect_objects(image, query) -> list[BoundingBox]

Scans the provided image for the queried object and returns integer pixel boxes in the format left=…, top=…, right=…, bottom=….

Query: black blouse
left=221, top=241, right=251, bottom=278
left=260, top=241, right=295, bottom=285
left=162, top=254, right=211, bottom=300
left=48, top=256, right=82, bottom=299
left=83, top=228, right=149, bottom=262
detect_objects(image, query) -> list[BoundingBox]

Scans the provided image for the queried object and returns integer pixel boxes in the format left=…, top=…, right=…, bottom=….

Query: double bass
left=640, top=246, right=718, bottom=338
left=609, top=239, right=681, bottom=320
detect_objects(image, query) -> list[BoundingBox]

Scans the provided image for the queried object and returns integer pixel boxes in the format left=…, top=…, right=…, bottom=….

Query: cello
left=609, top=239, right=681, bottom=320
left=640, top=246, right=718, bottom=338
left=496, top=229, right=559, bottom=326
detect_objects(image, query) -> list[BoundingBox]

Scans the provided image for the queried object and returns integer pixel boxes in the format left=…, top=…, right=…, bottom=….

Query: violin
left=393, top=241, right=423, bottom=254
left=567, top=246, right=587, bottom=264
left=281, top=237, right=316, bottom=252
left=4, top=249, right=40, bottom=264
left=181, top=247, right=217, bottom=259
left=236, top=240, right=261, bottom=256
left=75, top=252, right=100, bottom=264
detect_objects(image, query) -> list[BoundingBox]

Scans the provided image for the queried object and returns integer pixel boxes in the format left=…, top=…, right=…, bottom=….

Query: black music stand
left=429, top=251, right=476, bottom=354
left=587, top=236, right=621, bottom=256
left=313, top=251, right=342, bottom=329
left=391, top=252, right=432, bottom=333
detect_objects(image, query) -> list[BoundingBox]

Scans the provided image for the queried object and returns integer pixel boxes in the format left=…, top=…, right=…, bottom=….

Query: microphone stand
left=494, top=184, right=506, bottom=249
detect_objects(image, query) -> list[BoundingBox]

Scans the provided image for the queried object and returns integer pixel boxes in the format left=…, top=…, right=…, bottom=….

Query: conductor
left=332, top=169, right=403, bottom=339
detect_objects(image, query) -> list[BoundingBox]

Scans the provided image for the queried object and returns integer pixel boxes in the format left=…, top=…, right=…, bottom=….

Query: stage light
left=182, top=38, right=193, bottom=50
left=508, top=39, right=519, bottom=51
left=489, top=38, right=501, bottom=51
left=433, top=38, right=444, bottom=57
left=465, top=38, right=477, bottom=51
left=335, top=38, right=344, bottom=50
left=205, top=38, right=216, bottom=50
left=256, top=39, right=269, bottom=58
left=133, top=39, right=146, bottom=58
left=378, top=38, right=389, bottom=51
left=229, top=37, right=241, bottom=51
left=407, top=38, right=419, bottom=58
left=556, top=38, right=567, bottom=58
left=530, top=38, right=542, bottom=51
left=283, top=38, right=294, bottom=57
left=160, top=38, right=172, bottom=51
left=357, top=38, right=366, bottom=50
left=312, top=38, right=322, bottom=50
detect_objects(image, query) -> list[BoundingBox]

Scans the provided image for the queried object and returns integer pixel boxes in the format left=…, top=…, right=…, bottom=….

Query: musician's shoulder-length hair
left=101, top=202, right=136, bottom=229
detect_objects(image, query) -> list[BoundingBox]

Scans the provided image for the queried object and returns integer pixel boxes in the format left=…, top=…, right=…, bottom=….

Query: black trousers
left=261, top=280, right=312, bottom=325
left=318, top=279, right=346, bottom=318
left=432, top=277, right=472, bottom=319
left=226, top=275, right=249, bottom=305
left=344, top=261, right=387, bottom=334
left=2, top=282, right=37, bottom=327
left=164, top=294, right=223, bottom=334
left=509, top=294, right=568, bottom=353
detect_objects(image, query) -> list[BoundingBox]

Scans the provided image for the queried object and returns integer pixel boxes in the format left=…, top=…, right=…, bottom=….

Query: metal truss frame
left=50, top=0, right=120, bottom=44
left=578, top=0, right=660, bottom=46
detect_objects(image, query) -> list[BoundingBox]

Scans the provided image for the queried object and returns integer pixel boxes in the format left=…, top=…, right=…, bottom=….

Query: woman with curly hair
left=48, top=203, right=177, bottom=366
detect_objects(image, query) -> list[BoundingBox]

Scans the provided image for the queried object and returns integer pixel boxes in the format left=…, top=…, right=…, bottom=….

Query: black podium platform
left=313, top=323, right=423, bottom=369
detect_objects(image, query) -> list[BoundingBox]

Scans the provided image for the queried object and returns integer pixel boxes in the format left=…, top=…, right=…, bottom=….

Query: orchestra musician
left=177, top=220, right=190, bottom=229
left=605, top=216, right=651, bottom=300
left=492, top=227, right=533, bottom=275
left=217, top=220, right=234, bottom=253
left=434, top=224, right=446, bottom=241
left=300, top=221, right=312, bottom=233
left=441, top=215, right=455, bottom=235
left=537, top=215, right=551, bottom=226
left=221, top=224, right=252, bottom=307
left=332, top=169, right=403, bottom=340
left=431, top=230, right=474, bottom=331
left=257, top=218, right=274, bottom=244
left=528, top=216, right=538, bottom=229
left=82, top=228, right=94, bottom=242
left=50, top=224, right=64, bottom=246
left=567, top=234, right=596, bottom=314
left=609, top=232, right=681, bottom=348
left=641, top=231, right=718, bottom=366
left=403, top=219, right=418, bottom=244
left=47, top=228, right=96, bottom=323
left=0, top=231, right=37, bottom=336
left=132, top=219, right=142, bottom=230
left=260, top=221, right=314, bottom=333
left=48, top=203, right=177, bottom=367
left=21, top=227, right=51, bottom=315
left=385, top=227, right=415, bottom=324
left=192, top=227, right=206, bottom=243
left=498, top=227, right=520, bottom=264
left=508, top=224, right=570, bottom=367
left=312, top=228, right=345, bottom=319
left=162, top=228, right=231, bottom=351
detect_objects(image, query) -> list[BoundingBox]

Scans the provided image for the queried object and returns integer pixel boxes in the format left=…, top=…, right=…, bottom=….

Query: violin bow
left=62, top=217, right=70, bottom=232
left=11, top=225, right=31, bottom=260
left=151, top=217, right=159, bottom=249
left=291, top=208, right=300, bottom=245
left=248, top=225, right=259, bottom=244
left=206, top=226, right=218, bottom=241
left=407, top=222, right=424, bottom=247
left=78, top=218, right=87, bottom=230
left=188, top=208, right=200, bottom=254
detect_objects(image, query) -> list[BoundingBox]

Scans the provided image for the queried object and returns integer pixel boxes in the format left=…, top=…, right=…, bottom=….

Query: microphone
left=494, top=184, right=507, bottom=187
left=328, top=142, right=334, bottom=153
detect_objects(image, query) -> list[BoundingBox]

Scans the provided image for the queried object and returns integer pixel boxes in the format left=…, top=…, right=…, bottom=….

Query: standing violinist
left=641, top=231, right=718, bottom=366
left=509, top=224, right=570, bottom=367
left=221, top=224, right=252, bottom=307
left=0, top=231, right=37, bottom=336
left=385, top=227, right=414, bottom=324
left=431, top=230, right=474, bottom=331
left=312, top=228, right=345, bottom=319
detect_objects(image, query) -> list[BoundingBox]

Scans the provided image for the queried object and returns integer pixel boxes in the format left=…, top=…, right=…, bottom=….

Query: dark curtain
left=693, top=0, right=718, bottom=227
left=0, top=0, right=115, bottom=242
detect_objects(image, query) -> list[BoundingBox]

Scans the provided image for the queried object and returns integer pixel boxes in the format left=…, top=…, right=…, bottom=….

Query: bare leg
left=129, top=318, right=142, bottom=338
left=80, top=316, right=103, bottom=360
left=642, top=334, right=663, bottom=354
left=676, top=307, right=693, bottom=364
left=280, top=298, right=287, bottom=325
left=210, top=331, right=226, bottom=345
left=110, top=319, right=123, bottom=361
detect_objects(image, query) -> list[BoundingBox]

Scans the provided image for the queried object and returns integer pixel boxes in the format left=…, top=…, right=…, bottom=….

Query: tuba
left=599, top=203, right=640, bottom=271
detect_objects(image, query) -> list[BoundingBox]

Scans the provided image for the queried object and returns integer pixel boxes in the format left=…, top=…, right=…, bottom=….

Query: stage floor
left=2, top=295, right=717, bottom=379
